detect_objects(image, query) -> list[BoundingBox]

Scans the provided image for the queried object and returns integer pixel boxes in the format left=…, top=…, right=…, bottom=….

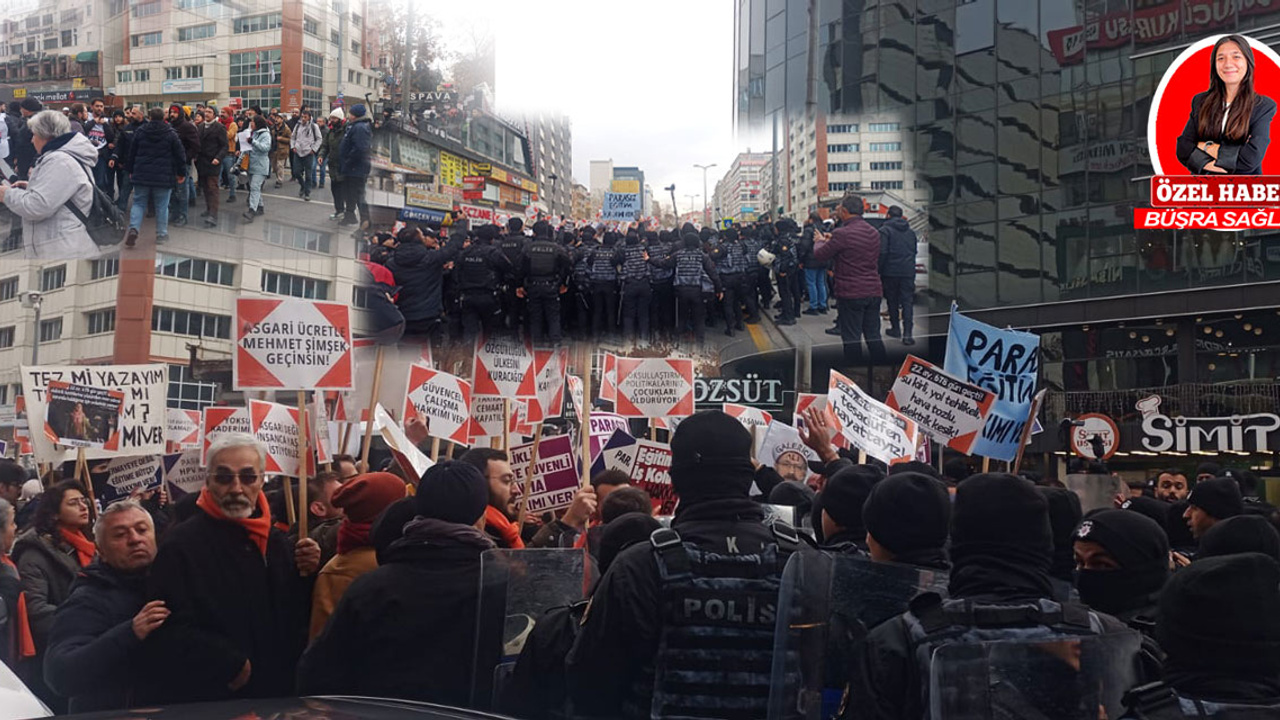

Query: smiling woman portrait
left=1176, top=34, right=1278, bottom=175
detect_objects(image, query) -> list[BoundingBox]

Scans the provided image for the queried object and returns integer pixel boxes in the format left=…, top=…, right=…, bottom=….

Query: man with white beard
left=140, top=434, right=320, bottom=704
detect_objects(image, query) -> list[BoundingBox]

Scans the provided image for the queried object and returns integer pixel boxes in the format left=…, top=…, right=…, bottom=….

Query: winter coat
left=126, top=119, right=186, bottom=188
left=308, top=545, right=377, bottom=641
left=273, top=121, right=291, bottom=163
left=2, top=132, right=99, bottom=259
left=296, top=518, right=494, bottom=706
left=387, top=235, right=464, bottom=322
left=196, top=120, right=227, bottom=178
left=11, top=117, right=36, bottom=179
left=170, top=116, right=199, bottom=169
left=11, top=529, right=83, bottom=652
left=799, top=224, right=830, bottom=270
left=338, top=116, right=373, bottom=178
left=319, top=122, right=346, bottom=181
left=247, top=128, right=272, bottom=177
left=109, top=120, right=140, bottom=166
left=81, top=117, right=115, bottom=161
left=140, top=507, right=312, bottom=704
left=813, top=215, right=884, bottom=300
left=290, top=120, right=322, bottom=157
left=43, top=560, right=148, bottom=713
left=877, top=217, right=918, bottom=278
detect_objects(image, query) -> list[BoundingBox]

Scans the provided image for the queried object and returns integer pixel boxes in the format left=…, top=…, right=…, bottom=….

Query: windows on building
left=61, top=29, right=77, bottom=47
left=867, top=122, right=900, bottom=132
left=90, top=255, right=119, bottom=280
left=351, top=40, right=361, bottom=55
left=0, top=327, right=13, bottom=349
left=231, top=88, right=281, bottom=110
left=828, top=144, right=859, bottom=153
left=868, top=142, right=901, bottom=152
left=155, top=253, right=235, bottom=285
left=828, top=124, right=858, bottom=133
left=177, top=24, right=216, bottom=42
left=0, top=276, right=17, bottom=301
left=134, top=69, right=151, bottom=82
left=261, top=271, right=330, bottom=299
left=130, top=31, right=162, bottom=47
left=131, top=1, right=160, bottom=18
left=167, top=363, right=219, bottom=410
left=176, top=0, right=224, bottom=8
left=230, top=49, right=281, bottom=87
left=233, top=13, right=282, bottom=34
left=86, top=308, right=116, bottom=335
left=829, top=181, right=861, bottom=192
left=264, top=223, right=331, bottom=254
left=186, top=65, right=203, bottom=78
left=39, top=265, right=66, bottom=291
left=869, top=161, right=903, bottom=171
left=43, top=37, right=58, bottom=50
left=302, top=89, right=322, bottom=109
left=117, top=70, right=130, bottom=83
left=1, top=232, right=20, bottom=253
left=151, top=307, right=231, bottom=339
left=351, top=286, right=372, bottom=309
left=303, top=16, right=320, bottom=36
left=165, top=67, right=182, bottom=80
left=870, top=180, right=904, bottom=190
left=828, top=163, right=860, bottom=172
left=39, top=317, right=62, bottom=343
left=302, top=51, right=323, bottom=88
left=330, top=29, right=339, bottom=45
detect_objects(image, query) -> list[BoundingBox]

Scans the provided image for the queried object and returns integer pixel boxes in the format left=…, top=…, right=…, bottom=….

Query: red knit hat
left=331, top=472, right=407, bottom=524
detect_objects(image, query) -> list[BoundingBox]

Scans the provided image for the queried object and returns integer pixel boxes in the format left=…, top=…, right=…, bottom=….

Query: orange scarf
left=0, top=556, right=35, bottom=658
left=485, top=505, right=525, bottom=549
left=58, top=527, right=96, bottom=568
left=197, top=488, right=272, bottom=556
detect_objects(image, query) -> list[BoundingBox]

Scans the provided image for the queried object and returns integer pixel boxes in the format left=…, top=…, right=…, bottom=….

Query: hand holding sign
left=798, top=406, right=839, bottom=464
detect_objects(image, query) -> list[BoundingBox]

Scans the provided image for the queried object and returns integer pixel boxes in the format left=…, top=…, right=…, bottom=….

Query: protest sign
left=630, top=440, right=676, bottom=514
left=615, top=358, right=695, bottom=418
left=0, top=439, right=7, bottom=457
left=599, top=353, right=617, bottom=402
left=757, top=420, right=819, bottom=471
left=527, top=347, right=568, bottom=422
left=403, top=365, right=472, bottom=445
left=249, top=400, right=304, bottom=477
left=311, top=394, right=332, bottom=465
left=166, top=408, right=202, bottom=452
left=827, top=370, right=919, bottom=466
left=99, top=455, right=163, bottom=506
left=587, top=412, right=631, bottom=459
left=201, top=406, right=251, bottom=465
left=473, top=334, right=535, bottom=398
left=22, top=365, right=167, bottom=464
left=372, top=404, right=434, bottom=480
left=508, top=434, right=581, bottom=514
left=164, top=450, right=206, bottom=496
left=723, top=403, right=773, bottom=430
left=234, top=298, right=354, bottom=391
left=650, top=416, right=683, bottom=432
left=944, top=306, right=1040, bottom=461
left=13, top=420, right=30, bottom=456
left=886, top=355, right=997, bottom=455
left=508, top=398, right=536, bottom=438
left=590, top=428, right=639, bottom=477
left=567, top=375, right=584, bottom=421
left=602, top=192, right=641, bottom=222
left=794, top=393, right=827, bottom=417
left=468, top=395, right=508, bottom=443
left=42, top=382, right=123, bottom=450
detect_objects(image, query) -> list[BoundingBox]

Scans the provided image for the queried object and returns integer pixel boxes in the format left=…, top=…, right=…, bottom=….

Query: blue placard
left=399, top=207, right=447, bottom=223
left=943, top=306, right=1040, bottom=461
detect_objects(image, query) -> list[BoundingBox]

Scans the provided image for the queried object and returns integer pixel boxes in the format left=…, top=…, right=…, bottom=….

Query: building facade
left=715, top=152, right=770, bottom=223
left=0, top=0, right=123, bottom=105
left=570, top=182, right=591, bottom=222
left=588, top=158, right=613, bottom=206
left=523, top=112, right=572, bottom=218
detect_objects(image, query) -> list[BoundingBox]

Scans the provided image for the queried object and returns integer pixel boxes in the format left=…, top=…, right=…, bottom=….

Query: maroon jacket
left=813, top=215, right=883, bottom=299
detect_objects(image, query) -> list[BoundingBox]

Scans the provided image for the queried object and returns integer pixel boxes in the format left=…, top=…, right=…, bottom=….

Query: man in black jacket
left=521, top=220, right=573, bottom=345
left=298, top=461, right=495, bottom=706
left=109, top=106, right=141, bottom=212
left=83, top=99, right=116, bottom=199
left=195, top=107, right=226, bottom=228
left=456, top=224, right=514, bottom=340
left=124, top=107, right=186, bottom=247
left=387, top=225, right=464, bottom=346
left=168, top=105, right=199, bottom=227
left=499, top=218, right=528, bottom=331
left=12, top=98, right=42, bottom=180
left=43, top=500, right=162, bottom=713
left=141, top=433, right=320, bottom=704
left=878, top=206, right=918, bottom=345
left=567, top=410, right=801, bottom=718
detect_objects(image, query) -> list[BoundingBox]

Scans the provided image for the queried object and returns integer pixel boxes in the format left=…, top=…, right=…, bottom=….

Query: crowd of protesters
left=0, top=98, right=374, bottom=252
left=1, top=405, right=1279, bottom=718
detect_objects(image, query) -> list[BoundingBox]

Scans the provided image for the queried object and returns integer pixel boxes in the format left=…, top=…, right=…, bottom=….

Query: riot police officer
left=772, top=218, right=802, bottom=326
left=567, top=410, right=804, bottom=719
left=727, top=227, right=760, bottom=324
left=588, top=231, right=621, bottom=339
left=569, top=226, right=597, bottom=338
left=649, top=230, right=676, bottom=338
left=612, top=229, right=653, bottom=345
left=456, top=223, right=513, bottom=340
left=660, top=231, right=721, bottom=344
left=499, top=218, right=528, bottom=331
left=520, top=220, right=573, bottom=345
left=709, top=230, right=742, bottom=337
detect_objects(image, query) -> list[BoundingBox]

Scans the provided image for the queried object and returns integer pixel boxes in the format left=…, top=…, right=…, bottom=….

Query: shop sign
left=1068, top=413, right=1120, bottom=460
left=693, top=377, right=786, bottom=409
left=162, top=78, right=204, bottom=94
left=458, top=204, right=495, bottom=221
left=405, top=184, right=452, bottom=210
left=1137, top=395, right=1280, bottom=454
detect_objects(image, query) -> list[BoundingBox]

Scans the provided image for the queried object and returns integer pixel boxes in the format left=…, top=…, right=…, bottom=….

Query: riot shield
left=769, top=551, right=949, bottom=720
left=928, top=630, right=1144, bottom=720
left=471, top=548, right=594, bottom=711
left=1065, top=474, right=1126, bottom=514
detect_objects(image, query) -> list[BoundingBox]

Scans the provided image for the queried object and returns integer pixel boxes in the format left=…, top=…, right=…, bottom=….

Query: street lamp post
left=693, top=163, right=717, bottom=227
left=548, top=173, right=558, bottom=217
left=19, top=291, right=42, bottom=365
left=685, top=194, right=701, bottom=219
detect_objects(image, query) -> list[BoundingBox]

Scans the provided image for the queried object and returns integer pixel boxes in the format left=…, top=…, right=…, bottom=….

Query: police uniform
left=772, top=229, right=801, bottom=322
left=663, top=238, right=720, bottom=344
left=613, top=234, right=653, bottom=343
left=709, top=240, right=741, bottom=336
left=569, top=233, right=595, bottom=338
left=728, top=234, right=760, bottom=323
left=588, top=236, right=620, bottom=338
left=498, top=231, right=528, bottom=330
left=649, top=235, right=676, bottom=337
left=521, top=235, right=573, bottom=345
left=456, top=239, right=513, bottom=339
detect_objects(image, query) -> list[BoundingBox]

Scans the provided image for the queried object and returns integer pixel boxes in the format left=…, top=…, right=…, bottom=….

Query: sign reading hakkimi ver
left=614, top=358, right=695, bottom=418
left=886, top=355, right=995, bottom=455
left=828, top=370, right=919, bottom=466
left=943, top=307, right=1040, bottom=462
left=43, top=382, right=124, bottom=450
left=403, top=365, right=472, bottom=445
left=100, top=455, right=163, bottom=506
left=234, top=298, right=354, bottom=391
left=22, top=365, right=167, bottom=463
left=509, top=435, right=581, bottom=514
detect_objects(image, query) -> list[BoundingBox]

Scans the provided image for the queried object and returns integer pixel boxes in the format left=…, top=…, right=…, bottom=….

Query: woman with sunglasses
left=11, top=480, right=96, bottom=710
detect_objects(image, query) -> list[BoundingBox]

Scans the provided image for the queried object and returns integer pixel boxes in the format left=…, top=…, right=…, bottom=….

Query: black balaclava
left=603, top=231, right=619, bottom=247
left=682, top=232, right=700, bottom=250
left=598, top=512, right=662, bottom=577
left=669, top=410, right=756, bottom=506
left=768, top=480, right=815, bottom=520
left=625, top=230, right=640, bottom=246
left=1198, top=515, right=1280, bottom=562
left=948, top=473, right=1055, bottom=602
left=864, top=472, right=951, bottom=569
left=1039, top=487, right=1083, bottom=584
left=819, top=464, right=881, bottom=547
left=1165, top=500, right=1198, bottom=551
left=1073, top=509, right=1169, bottom=616
left=475, top=224, right=501, bottom=244
left=1120, top=495, right=1172, bottom=527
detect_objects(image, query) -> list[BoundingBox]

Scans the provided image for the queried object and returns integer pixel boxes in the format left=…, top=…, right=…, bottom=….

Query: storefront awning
left=75, top=51, right=98, bottom=63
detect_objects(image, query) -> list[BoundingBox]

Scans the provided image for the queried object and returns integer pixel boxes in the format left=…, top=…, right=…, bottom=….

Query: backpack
left=63, top=161, right=127, bottom=247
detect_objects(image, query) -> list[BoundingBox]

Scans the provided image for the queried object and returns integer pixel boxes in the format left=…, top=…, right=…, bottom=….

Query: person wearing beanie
left=498, top=218, right=530, bottom=331
left=942, top=457, right=972, bottom=490
left=768, top=480, right=816, bottom=528
left=818, top=464, right=881, bottom=553
left=454, top=224, right=516, bottom=341
left=318, top=106, right=347, bottom=218
left=386, top=220, right=465, bottom=345
left=1123, top=553, right=1280, bottom=715
left=307, top=472, right=407, bottom=639
left=1072, top=509, right=1169, bottom=625
left=1197, top=514, right=1280, bottom=562
left=568, top=410, right=798, bottom=718
left=299, top=462, right=494, bottom=705
left=1183, top=477, right=1243, bottom=539
left=520, top=218, right=573, bottom=344
left=1193, top=461, right=1222, bottom=484
left=851, top=474, right=1137, bottom=720
left=1039, top=487, right=1083, bottom=600
left=863, top=472, right=951, bottom=570
left=337, top=100, right=372, bottom=228
left=1120, top=495, right=1173, bottom=528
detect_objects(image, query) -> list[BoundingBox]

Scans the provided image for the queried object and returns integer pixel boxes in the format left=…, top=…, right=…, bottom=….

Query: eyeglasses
left=211, top=468, right=262, bottom=486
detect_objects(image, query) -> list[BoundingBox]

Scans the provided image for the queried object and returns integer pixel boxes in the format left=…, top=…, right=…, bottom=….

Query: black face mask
left=1076, top=560, right=1168, bottom=616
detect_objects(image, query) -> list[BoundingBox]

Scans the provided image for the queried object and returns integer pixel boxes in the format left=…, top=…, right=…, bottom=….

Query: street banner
left=828, top=370, right=919, bottom=466
left=468, top=395, right=508, bottom=443
left=527, top=347, right=568, bottom=423
left=42, top=382, right=123, bottom=450
left=615, top=358, right=695, bottom=418
left=567, top=375, right=584, bottom=421
left=473, top=334, right=535, bottom=398
left=629, top=440, right=676, bottom=514
left=373, top=404, right=434, bottom=480
left=344, top=340, right=433, bottom=422
left=602, top=192, right=641, bottom=222
left=201, top=406, right=251, bottom=465
left=248, top=400, right=305, bottom=477
left=886, top=355, right=997, bottom=455
left=166, top=408, right=202, bottom=452
left=403, top=364, right=472, bottom=445
left=757, top=420, right=819, bottom=469
left=509, top=434, right=581, bottom=514
left=590, top=428, right=639, bottom=477
left=164, top=450, right=206, bottom=496
left=944, top=306, right=1040, bottom=461
left=723, top=403, right=773, bottom=430
left=99, top=455, right=163, bottom=506
left=22, top=365, right=167, bottom=464
left=234, top=298, right=354, bottom=391
left=599, top=353, right=617, bottom=402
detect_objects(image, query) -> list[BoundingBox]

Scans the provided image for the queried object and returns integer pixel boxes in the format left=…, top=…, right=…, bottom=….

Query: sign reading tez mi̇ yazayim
left=234, top=298, right=354, bottom=391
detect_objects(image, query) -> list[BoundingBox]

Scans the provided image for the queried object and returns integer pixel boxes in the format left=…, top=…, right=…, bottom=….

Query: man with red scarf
left=457, top=448, right=525, bottom=549
left=140, top=433, right=320, bottom=704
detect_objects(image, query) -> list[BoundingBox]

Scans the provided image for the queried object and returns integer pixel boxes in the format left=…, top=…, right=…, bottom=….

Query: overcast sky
left=426, top=0, right=748, bottom=216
